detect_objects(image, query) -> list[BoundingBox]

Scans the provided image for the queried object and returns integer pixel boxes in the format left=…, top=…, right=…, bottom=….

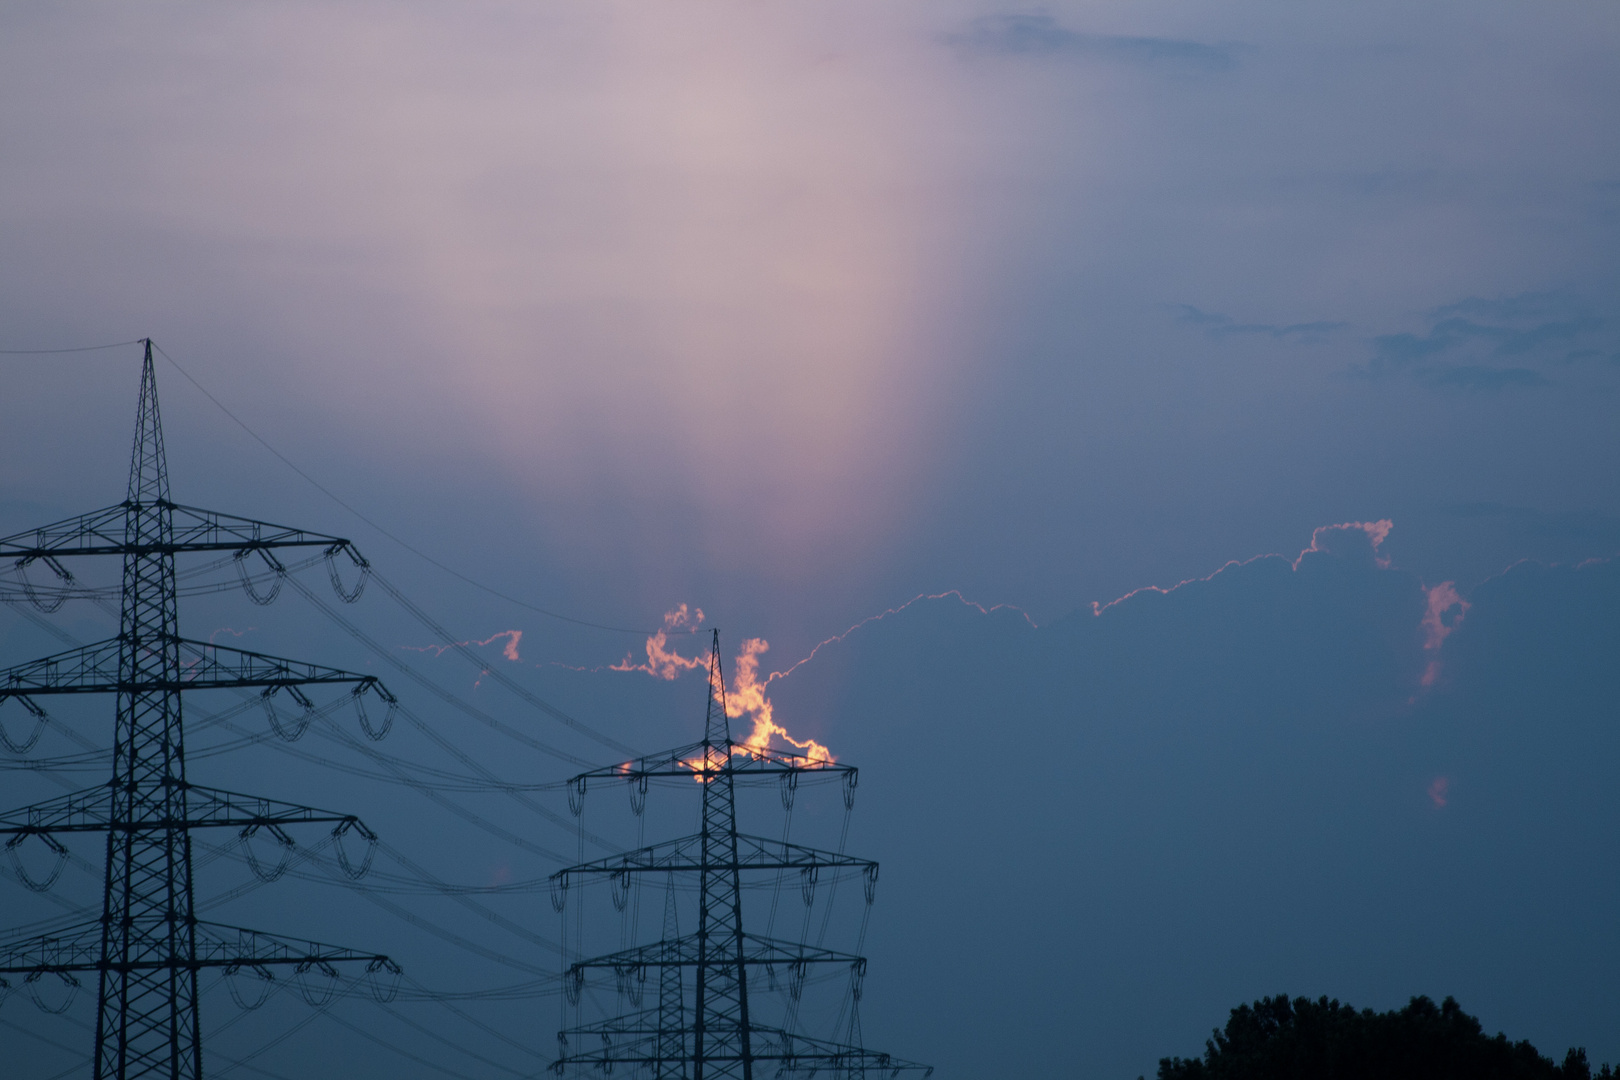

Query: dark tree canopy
left=1151, top=995, right=1612, bottom=1080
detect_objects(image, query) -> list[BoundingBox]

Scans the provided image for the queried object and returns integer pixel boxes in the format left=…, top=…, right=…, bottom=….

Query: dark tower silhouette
left=551, top=631, right=930, bottom=1079
left=0, top=341, right=399, bottom=1080
left=656, top=875, right=685, bottom=1080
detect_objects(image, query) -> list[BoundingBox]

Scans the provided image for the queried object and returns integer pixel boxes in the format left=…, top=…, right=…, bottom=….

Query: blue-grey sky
left=2, top=3, right=1618, bottom=1078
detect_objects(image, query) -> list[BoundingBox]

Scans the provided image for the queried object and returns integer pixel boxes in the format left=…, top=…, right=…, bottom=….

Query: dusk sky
left=2, top=4, right=1618, bottom=1079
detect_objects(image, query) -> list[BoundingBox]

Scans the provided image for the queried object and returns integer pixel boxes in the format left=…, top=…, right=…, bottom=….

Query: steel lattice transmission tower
left=551, top=631, right=931, bottom=1080
left=0, top=341, right=399, bottom=1080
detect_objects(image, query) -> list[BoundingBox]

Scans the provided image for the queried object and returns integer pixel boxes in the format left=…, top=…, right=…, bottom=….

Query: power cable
left=284, top=574, right=598, bottom=769
left=150, top=340, right=686, bottom=637
left=0, top=339, right=146, bottom=355
left=375, top=999, right=538, bottom=1078
left=318, top=1003, right=521, bottom=1080
left=370, top=569, right=640, bottom=758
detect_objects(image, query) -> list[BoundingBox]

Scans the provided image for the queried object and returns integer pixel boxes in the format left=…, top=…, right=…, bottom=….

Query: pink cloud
left=1417, top=582, right=1470, bottom=687
left=402, top=629, right=523, bottom=662
left=1292, top=519, right=1394, bottom=569
left=1428, top=776, right=1449, bottom=808
left=1421, top=582, right=1469, bottom=650
left=1091, top=520, right=1398, bottom=618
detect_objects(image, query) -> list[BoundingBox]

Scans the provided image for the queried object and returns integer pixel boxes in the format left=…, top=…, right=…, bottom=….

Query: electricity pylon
left=0, top=341, right=398, bottom=1080
left=551, top=631, right=931, bottom=1079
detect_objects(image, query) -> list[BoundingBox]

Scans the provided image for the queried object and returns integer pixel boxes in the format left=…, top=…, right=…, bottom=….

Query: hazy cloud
left=1175, top=304, right=1346, bottom=341
left=945, top=14, right=1236, bottom=71
left=1358, top=292, right=1614, bottom=390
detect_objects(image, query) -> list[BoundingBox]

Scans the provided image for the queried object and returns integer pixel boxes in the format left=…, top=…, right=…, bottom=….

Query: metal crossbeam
left=578, top=740, right=855, bottom=783
left=0, top=636, right=387, bottom=698
left=556, top=832, right=876, bottom=881
left=555, top=1018, right=933, bottom=1076
left=0, top=784, right=362, bottom=836
left=569, top=932, right=861, bottom=974
left=0, top=502, right=357, bottom=560
left=0, top=921, right=394, bottom=975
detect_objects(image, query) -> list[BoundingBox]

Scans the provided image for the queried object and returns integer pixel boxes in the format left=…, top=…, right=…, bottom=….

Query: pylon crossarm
left=555, top=1022, right=932, bottom=1074
left=0, top=505, right=126, bottom=559
left=174, top=784, right=367, bottom=832
left=0, top=921, right=396, bottom=975
left=0, top=502, right=358, bottom=560
left=0, top=636, right=391, bottom=698
left=569, top=932, right=861, bottom=973
left=0, top=920, right=100, bottom=973
left=193, top=922, right=397, bottom=971
left=560, top=1006, right=662, bottom=1036
left=554, top=833, right=876, bottom=879
left=577, top=741, right=853, bottom=784
left=0, top=785, right=109, bottom=834
left=0, top=784, right=365, bottom=835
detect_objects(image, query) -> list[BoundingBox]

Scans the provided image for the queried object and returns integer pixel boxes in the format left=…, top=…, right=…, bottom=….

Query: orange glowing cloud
left=616, top=605, right=835, bottom=762
left=611, top=605, right=707, bottom=680
left=726, top=637, right=832, bottom=762
left=617, top=593, right=1040, bottom=765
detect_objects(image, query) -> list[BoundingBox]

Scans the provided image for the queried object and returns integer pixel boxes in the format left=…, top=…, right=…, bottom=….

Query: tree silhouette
left=1150, top=995, right=1612, bottom=1080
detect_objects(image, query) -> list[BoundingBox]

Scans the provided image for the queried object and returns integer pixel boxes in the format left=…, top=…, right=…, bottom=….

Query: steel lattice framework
left=0, top=341, right=397, bottom=1080
left=552, top=632, right=931, bottom=1080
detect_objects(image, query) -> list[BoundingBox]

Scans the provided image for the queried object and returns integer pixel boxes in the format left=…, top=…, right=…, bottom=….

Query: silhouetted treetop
left=1150, top=994, right=1612, bottom=1080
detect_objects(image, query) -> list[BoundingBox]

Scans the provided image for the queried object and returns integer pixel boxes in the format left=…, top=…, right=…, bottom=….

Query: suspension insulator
left=864, top=864, right=880, bottom=906
left=780, top=770, right=799, bottom=812
left=25, top=970, right=79, bottom=1015
left=6, top=832, right=69, bottom=893
left=0, top=696, right=49, bottom=755
left=800, top=865, right=819, bottom=908
left=326, top=544, right=370, bottom=603
left=551, top=872, right=569, bottom=912
left=224, top=963, right=275, bottom=1010
left=295, top=961, right=340, bottom=1007
left=261, top=688, right=312, bottom=742
left=352, top=685, right=395, bottom=741
left=234, top=548, right=284, bottom=606
left=15, top=555, right=73, bottom=614
left=333, top=820, right=378, bottom=880
left=843, top=769, right=859, bottom=811
left=569, top=777, right=587, bottom=817
left=788, top=961, right=807, bottom=1002
left=850, top=958, right=867, bottom=1001
left=629, top=774, right=648, bottom=817
left=366, top=958, right=402, bottom=1004
left=566, top=967, right=584, bottom=1006
left=611, top=868, right=631, bottom=913
left=626, top=964, right=646, bottom=1007
left=240, top=824, right=296, bottom=882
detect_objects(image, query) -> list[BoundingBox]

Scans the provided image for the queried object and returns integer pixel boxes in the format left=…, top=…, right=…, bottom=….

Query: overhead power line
left=0, top=339, right=147, bottom=355
left=149, top=340, right=690, bottom=637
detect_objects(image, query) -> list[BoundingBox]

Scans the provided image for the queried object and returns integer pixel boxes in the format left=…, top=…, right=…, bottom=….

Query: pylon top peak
left=703, top=628, right=729, bottom=749
left=127, top=339, right=169, bottom=506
